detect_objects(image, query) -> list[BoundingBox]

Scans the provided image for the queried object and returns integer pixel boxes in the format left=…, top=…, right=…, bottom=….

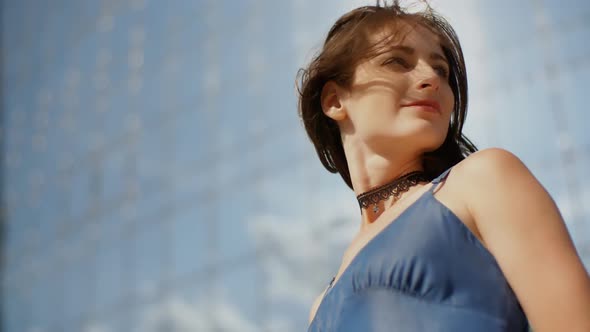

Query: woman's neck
left=347, top=151, right=424, bottom=196
left=344, top=143, right=426, bottom=226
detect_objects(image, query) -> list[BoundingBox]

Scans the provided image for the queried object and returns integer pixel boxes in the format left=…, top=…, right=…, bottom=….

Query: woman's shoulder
left=454, top=147, right=525, bottom=175
left=447, top=146, right=551, bottom=244
left=439, top=147, right=535, bottom=242
left=448, top=153, right=590, bottom=330
left=308, top=287, right=329, bottom=326
left=447, top=147, right=529, bottom=190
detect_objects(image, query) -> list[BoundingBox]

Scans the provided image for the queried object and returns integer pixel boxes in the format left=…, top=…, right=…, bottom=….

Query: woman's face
left=336, top=22, right=454, bottom=155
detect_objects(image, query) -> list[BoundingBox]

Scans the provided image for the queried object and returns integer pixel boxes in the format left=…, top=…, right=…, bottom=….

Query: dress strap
left=429, top=166, right=453, bottom=192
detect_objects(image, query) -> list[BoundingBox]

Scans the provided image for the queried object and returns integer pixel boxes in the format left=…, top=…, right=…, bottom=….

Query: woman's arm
left=461, top=148, right=590, bottom=331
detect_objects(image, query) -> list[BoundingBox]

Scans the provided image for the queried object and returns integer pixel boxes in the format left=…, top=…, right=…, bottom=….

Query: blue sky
left=1, top=0, right=589, bottom=331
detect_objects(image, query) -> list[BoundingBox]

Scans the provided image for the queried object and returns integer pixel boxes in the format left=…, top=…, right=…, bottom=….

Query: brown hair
left=296, top=1, right=477, bottom=190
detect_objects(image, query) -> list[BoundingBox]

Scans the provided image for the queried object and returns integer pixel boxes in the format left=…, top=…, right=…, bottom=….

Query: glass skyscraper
left=1, top=0, right=588, bottom=331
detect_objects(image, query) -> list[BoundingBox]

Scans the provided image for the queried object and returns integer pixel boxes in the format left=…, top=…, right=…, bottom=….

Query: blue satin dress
left=308, top=168, right=529, bottom=332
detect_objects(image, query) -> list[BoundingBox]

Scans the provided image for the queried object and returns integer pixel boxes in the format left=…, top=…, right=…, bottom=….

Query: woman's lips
left=402, top=100, right=441, bottom=114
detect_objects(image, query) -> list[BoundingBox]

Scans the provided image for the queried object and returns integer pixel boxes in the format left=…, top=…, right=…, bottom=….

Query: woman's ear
left=321, top=81, right=347, bottom=121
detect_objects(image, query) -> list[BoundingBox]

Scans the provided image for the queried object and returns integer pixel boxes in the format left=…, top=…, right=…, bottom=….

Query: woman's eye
left=384, top=57, right=409, bottom=68
left=434, top=65, right=449, bottom=78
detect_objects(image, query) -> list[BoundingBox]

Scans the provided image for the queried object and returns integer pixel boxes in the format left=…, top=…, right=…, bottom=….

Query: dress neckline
left=310, top=183, right=437, bottom=327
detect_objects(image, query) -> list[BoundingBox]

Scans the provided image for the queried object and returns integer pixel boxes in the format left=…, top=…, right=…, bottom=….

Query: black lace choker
left=356, top=171, right=428, bottom=214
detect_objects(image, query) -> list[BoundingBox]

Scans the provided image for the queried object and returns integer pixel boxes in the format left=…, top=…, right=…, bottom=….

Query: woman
left=297, top=2, right=590, bottom=331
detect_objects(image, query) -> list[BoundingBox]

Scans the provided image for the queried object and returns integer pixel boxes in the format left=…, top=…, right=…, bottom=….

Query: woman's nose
left=419, top=79, right=439, bottom=91
left=415, top=65, right=440, bottom=91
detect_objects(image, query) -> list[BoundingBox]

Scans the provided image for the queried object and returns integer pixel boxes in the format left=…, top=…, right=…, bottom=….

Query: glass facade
left=1, top=0, right=588, bottom=331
